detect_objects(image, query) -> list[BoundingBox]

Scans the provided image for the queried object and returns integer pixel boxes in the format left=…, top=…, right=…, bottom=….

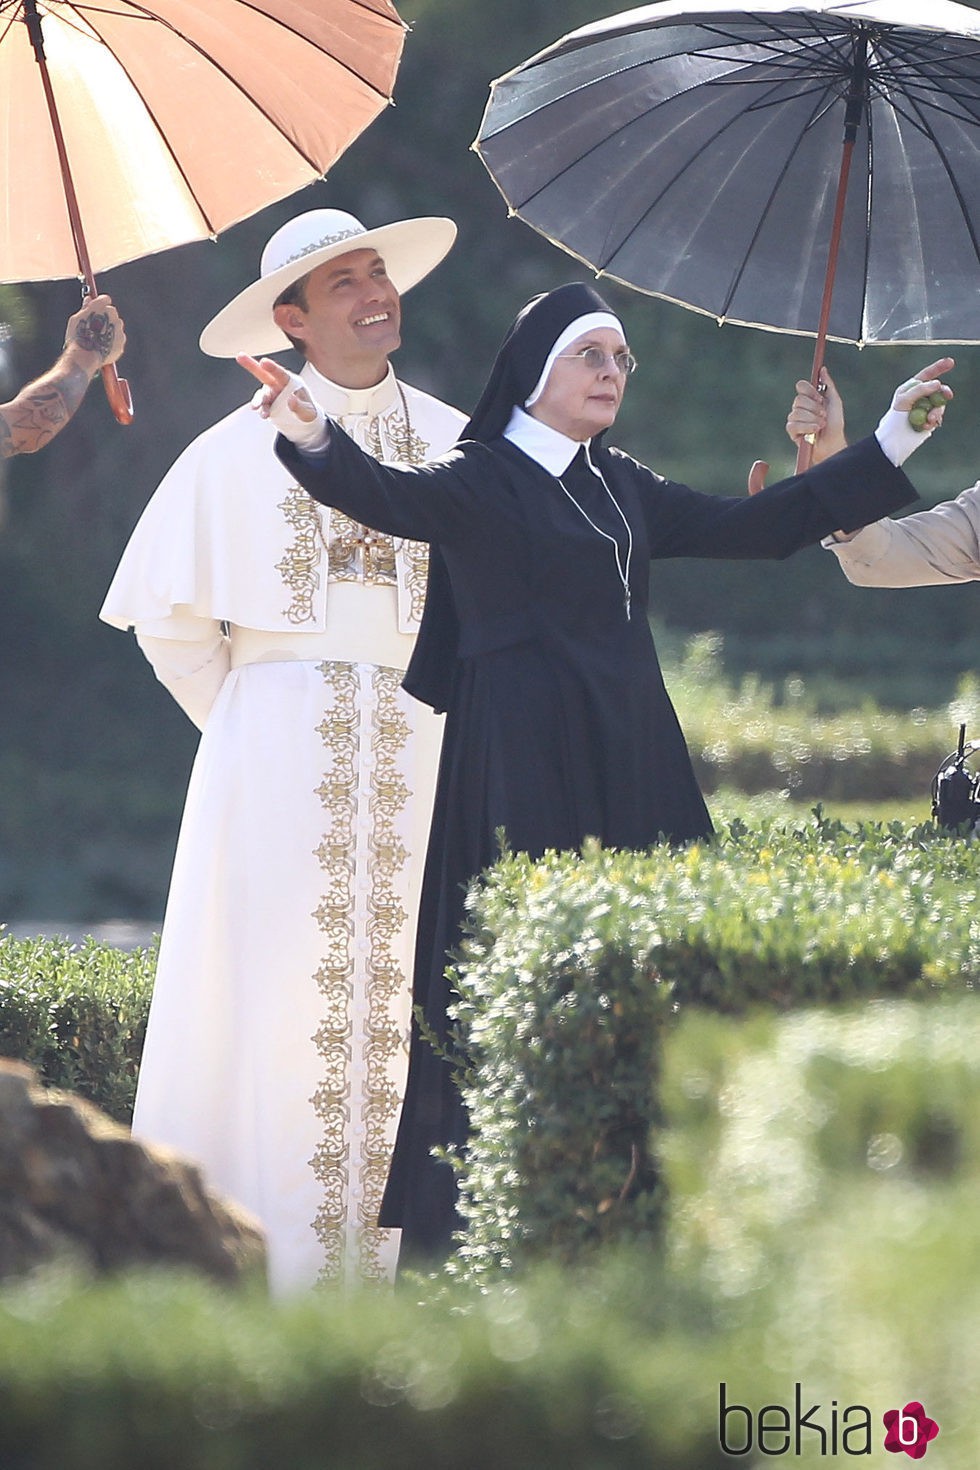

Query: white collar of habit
left=503, top=405, right=582, bottom=475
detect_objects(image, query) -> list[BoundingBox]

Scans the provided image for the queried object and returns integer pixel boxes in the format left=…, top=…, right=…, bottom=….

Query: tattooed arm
left=0, top=295, right=126, bottom=458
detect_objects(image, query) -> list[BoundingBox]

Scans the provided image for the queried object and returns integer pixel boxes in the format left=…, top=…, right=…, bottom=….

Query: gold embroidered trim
left=402, top=539, right=429, bottom=624
left=277, top=484, right=323, bottom=624
left=357, top=667, right=411, bottom=1279
left=309, top=663, right=412, bottom=1285
left=310, top=661, right=358, bottom=1282
left=342, top=394, right=431, bottom=613
left=364, top=391, right=429, bottom=467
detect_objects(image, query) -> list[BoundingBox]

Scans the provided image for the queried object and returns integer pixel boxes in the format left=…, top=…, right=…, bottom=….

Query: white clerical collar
left=300, top=360, right=400, bottom=418
left=503, top=406, right=582, bottom=475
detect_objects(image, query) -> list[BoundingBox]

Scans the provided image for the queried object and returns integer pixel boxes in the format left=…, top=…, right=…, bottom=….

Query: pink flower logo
left=883, top=1402, right=940, bottom=1458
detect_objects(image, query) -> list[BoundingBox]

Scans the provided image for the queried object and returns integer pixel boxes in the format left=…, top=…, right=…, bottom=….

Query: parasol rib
left=61, top=0, right=401, bottom=224
left=69, top=0, right=403, bottom=104
left=23, top=0, right=133, bottom=423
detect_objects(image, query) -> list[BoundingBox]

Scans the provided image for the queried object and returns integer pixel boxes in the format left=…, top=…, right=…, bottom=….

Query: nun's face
left=527, top=327, right=628, bottom=440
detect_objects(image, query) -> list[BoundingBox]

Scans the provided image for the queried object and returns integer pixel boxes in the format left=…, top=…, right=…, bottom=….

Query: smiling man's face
left=272, top=247, right=402, bottom=389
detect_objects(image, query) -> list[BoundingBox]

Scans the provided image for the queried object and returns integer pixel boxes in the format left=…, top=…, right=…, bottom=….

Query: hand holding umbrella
left=787, top=358, right=953, bottom=467
left=475, top=1, right=980, bottom=471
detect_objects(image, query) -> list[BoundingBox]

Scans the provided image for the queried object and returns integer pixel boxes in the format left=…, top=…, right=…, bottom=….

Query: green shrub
left=0, top=932, right=155, bottom=1123
left=449, top=819, right=979, bottom=1275
left=668, top=630, right=978, bottom=800
left=0, top=1264, right=731, bottom=1470
left=661, top=998, right=980, bottom=1467
left=0, top=1000, right=976, bottom=1469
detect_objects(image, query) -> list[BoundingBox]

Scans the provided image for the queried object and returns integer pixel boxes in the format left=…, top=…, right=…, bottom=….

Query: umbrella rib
left=587, top=70, right=836, bottom=288
left=890, top=82, right=980, bottom=275
left=53, top=0, right=383, bottom=204
left=716, top=82, right=839, bottom=320
left=65, top=0, right=401, bottom=104
left=870, top=32, right=980, bottom=123
left=49, top=1, right=220, bottom=235
left=504, top=53, right=825, bottom=222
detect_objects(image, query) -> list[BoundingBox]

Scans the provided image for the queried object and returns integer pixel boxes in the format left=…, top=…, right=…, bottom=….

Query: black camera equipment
left=931, top=723, right=980, bottom=830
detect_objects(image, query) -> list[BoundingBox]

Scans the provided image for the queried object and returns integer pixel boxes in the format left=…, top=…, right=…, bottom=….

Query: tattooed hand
left=65, top=295, right=126, bottom=367
left=0, top=296, right=127, bottom=456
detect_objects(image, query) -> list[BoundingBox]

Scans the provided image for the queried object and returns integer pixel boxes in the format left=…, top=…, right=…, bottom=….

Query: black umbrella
left=475, top=0, right=980, bottom=465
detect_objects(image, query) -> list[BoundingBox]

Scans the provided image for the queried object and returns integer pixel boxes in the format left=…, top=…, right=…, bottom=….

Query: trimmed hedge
left=660, top=998, right=980, bottom=1469
left=449, top=817, right=979, bottom=1275
left=0, top=930, right=155, bottom=1123
left=669, top=631, right=979, bottom=801
left=0, top=1262, right=731, bottom=1470
left=0, top=999, right=976, bottom=1469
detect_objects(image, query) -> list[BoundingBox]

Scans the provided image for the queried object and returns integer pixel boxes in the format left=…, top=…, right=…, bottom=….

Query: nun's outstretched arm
left=239, top=353, right=469, bottom=544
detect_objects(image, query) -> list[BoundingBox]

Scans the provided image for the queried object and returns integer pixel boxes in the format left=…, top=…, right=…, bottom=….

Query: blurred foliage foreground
left=0, top=814, right=977, bottom=1467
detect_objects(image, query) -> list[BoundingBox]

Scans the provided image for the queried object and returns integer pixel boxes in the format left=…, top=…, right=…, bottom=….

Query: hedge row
left=670, top=633, right=980, bottom=801
left=449, top=816, right=980, bottom=1275
left=0, top=998, right=976, bottom=1469
left=0, top=930, right=155, bottom=1122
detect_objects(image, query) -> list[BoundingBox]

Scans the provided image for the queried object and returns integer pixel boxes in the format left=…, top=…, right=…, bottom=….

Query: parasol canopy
left=0, top=0, right=408, bottom=420
left=0, top=0, right=407, bottom=283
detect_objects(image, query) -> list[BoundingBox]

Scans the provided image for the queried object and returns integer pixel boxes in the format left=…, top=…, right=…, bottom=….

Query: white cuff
left=254, top=373, right=329, bottom=452
left=136, top=628, right=230, bottom=730
left=875, top=407, right=934, bottom=468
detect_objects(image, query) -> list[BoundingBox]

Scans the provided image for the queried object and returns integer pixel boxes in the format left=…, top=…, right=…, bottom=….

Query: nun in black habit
left=241, top=282, right=946, bottom=1264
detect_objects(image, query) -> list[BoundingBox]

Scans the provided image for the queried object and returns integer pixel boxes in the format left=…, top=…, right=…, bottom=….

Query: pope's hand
left=237, top=354, right=329, bottom=451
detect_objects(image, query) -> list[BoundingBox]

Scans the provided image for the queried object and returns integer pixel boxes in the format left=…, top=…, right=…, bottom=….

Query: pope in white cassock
left=100, top=209, right=466, bottom=1293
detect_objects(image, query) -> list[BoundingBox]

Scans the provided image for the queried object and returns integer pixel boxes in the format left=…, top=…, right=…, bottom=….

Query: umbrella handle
left=101, top=362, right=134, bottom=425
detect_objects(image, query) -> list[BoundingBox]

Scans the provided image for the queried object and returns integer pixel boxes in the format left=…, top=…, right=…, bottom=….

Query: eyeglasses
left=555, top=346, right=637, bottom=376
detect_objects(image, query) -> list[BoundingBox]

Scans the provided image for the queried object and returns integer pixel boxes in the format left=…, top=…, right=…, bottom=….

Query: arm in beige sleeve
left=134, top=609, right=231, bottom=731
left=824, top=482, right=980, bottom=587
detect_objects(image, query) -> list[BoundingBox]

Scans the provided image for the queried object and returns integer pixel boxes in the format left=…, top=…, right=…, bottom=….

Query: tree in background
left=2, top=0, right=980, bottom=921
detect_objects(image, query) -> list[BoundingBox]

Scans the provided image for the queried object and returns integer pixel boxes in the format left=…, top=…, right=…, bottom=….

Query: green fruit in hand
left=908, top=405, right=929, bottom=430
left=929, top=390, right=947, bottom=407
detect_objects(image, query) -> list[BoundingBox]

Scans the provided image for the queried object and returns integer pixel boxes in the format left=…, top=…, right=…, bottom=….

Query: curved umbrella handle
left=101, top=361, right=134, bottom=425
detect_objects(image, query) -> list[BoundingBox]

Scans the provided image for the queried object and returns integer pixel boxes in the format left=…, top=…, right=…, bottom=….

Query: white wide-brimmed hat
left=199, top=208, right=457, bottom=358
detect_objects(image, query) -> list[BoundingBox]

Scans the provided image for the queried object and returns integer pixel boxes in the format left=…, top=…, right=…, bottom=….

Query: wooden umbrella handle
left=101, top=362, right=134, bottom=425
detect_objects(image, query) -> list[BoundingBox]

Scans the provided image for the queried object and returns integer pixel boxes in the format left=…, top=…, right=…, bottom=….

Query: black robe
left=276, top=426, right=917, bottom=1259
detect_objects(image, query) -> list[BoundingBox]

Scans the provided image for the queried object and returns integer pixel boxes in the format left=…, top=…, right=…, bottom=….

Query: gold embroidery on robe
left=277, top=484, right=322, bottom=624
left=309, top=663, right=411, bottom=1283
left=310, top=662, right=358, bottom=1281
left=327, top=512, right=398, bottom=585
left=358, top=667, right=411, bottom=1280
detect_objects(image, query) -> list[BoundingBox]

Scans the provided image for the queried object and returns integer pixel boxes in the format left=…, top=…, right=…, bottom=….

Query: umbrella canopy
left=475, top=0, right=980, bottom=349
left=0, top=0, right=407, bottom=284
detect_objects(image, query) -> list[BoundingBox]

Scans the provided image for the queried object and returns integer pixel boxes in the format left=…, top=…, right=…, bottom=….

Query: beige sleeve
left=134, top=608, right=231, bottom=731
left=824, top=482, right=980, bottom=587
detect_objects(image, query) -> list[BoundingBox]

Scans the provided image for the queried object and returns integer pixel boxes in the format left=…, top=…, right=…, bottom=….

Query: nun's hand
left=237, top=354, right=329, bottom=452
left=875, top=357, right=954, bottom=467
